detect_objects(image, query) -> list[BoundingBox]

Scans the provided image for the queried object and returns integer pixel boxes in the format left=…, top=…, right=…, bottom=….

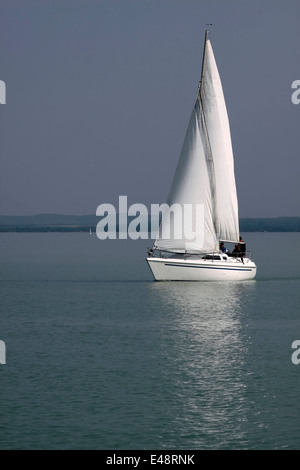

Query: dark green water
left=0, top=232, right=299, bottom=449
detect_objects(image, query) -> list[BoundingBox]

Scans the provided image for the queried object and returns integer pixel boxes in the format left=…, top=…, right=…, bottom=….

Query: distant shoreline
left=0, top=215, right=299, bottom=232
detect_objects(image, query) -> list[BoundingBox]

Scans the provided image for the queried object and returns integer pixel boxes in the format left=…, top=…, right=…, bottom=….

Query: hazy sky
left=0, top=0, right=299, bottom=218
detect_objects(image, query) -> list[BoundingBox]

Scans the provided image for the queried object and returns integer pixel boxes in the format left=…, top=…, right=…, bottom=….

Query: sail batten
left=154, top=35, right=239, bottom=253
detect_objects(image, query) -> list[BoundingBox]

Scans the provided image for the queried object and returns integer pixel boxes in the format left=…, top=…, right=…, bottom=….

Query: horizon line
left=0, top=214, right=300, bottom=220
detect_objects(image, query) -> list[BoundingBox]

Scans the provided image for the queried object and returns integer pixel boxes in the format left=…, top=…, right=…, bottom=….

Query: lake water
left=0, top=232, right=300, bottom=450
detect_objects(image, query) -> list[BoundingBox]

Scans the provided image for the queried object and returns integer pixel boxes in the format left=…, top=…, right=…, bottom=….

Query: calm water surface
left=0, top=232, right=299, bottom=449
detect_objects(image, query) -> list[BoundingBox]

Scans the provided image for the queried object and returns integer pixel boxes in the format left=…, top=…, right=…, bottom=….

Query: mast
left=199, top=30, right=209, bottom=94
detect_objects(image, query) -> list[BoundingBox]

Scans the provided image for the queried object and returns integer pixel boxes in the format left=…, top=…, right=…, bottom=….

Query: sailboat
left=146, top=31, right=257, bottom=281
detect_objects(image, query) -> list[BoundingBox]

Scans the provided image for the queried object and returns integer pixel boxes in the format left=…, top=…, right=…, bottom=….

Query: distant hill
left=0, top=214, right=299, bottom=232
left=0, top=214, right=98, bottom=226
left=0, top=214, right=98, bottom=232
left=239, top=217, right=300, bottom=232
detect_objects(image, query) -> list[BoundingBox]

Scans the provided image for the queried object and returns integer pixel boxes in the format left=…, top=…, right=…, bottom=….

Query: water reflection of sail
left=148, top=281, right=256, bottom=447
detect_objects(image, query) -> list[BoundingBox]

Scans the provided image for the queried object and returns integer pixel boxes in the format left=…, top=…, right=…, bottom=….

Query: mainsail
left=154, top=32, right=239, bottom=253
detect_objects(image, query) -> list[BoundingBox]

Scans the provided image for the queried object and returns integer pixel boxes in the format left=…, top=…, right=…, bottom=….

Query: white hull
left=147, top=256, right=257, bottom=281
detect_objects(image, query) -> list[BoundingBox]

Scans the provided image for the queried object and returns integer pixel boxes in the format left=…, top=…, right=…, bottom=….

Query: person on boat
left=220, top=242, right=228, bottom=254
left=239, top=236, right=246, bottom=257
left=230, top=244, right=242, bottom=257
left=148, top=248, right=154, bottom=257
